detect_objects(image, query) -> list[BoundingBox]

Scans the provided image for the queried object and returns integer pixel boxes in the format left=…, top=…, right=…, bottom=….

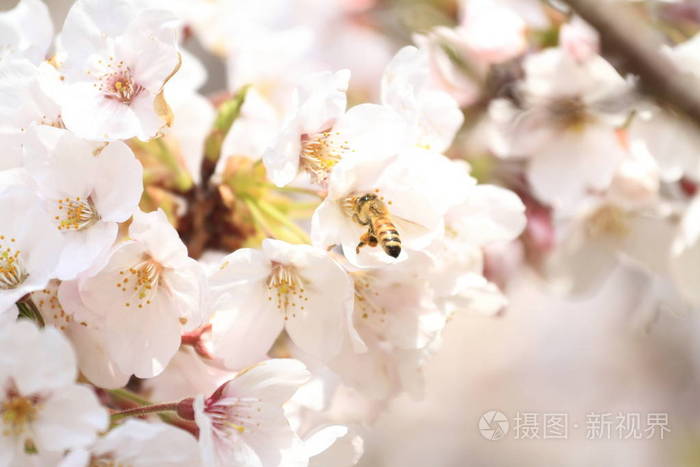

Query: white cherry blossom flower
left=59, top=419, right=201, bottom=467
left=208, top=239, right=354, bottom=369
left=24, top=129, right=143, bottom=280
left=311, top=147, right=457, bottom=268
left=629, top=34, right=700, bottom=183
left=0, top=185, right=63, bottom=313
left=547, top=198, right=676, bottom=295
left=0, top=320, right=108, bottom=466
left=428, top=176, right=526, bottom=315
left=0, top=0, right=53, bottom=64
left=489, top=47, right=634, bottom=208
left=193, top=359, right=310, bottom=467
left=56, top=0, right=181, bottom=141
left=263, top=69, right=350, bottom=187
left=381, top=46, right=464, bottom=153
left=58, top=209, right=207, bottom=387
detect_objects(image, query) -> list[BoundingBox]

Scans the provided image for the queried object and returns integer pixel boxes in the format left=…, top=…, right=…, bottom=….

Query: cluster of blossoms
left=0, top=0, right=526, bottom=466
left=6, top=0, right=700, bottom=465
left=414, top=0, right=700, bottom=325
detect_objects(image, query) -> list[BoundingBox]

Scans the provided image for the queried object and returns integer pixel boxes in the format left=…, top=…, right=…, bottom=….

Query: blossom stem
left=110, top=402, right=179, bottom=422
left=107, top=388, right=152, bottom=407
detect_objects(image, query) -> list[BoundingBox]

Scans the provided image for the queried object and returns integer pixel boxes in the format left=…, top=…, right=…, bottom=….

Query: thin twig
left=560, top=0, right=700, bottom=128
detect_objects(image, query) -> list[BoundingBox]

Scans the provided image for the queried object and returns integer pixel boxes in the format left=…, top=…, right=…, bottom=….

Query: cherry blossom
left=58, top=209, right=207, bottom=387
left=0, top=185, right=63, bottom=313
left=0, top=320, right=107, bottom=466
left=488, top=47, right=634, bottom=208
left=380, top=46, right=464, bottom=153
left=311, top=147, right=458, bottom=268
left=59, top=419, right=201, bottom=467
left=208, top=239, right=354, bottom=369
left=23, top=128, right=143, bottom=279
left=263, top=69, right=350, bottom=187
left=193, top=359, right=310, bottom=467
left=56, top=0, right=181, bottom=141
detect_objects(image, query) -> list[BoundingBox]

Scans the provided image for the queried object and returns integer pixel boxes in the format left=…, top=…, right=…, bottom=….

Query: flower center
left=96, top=63, right=143, bottom=104
left=266, top=263, right=308, bottom=320
left=586, top=205, right=629, bottom=239
left=547, top=96, right=590, bottom=131
left=1, top=390, right=39, bottom=437
left=206, top=396, right=263, bottom=438
left=299, top=131, right=348, bottom=185
left=115, top=258, right=163, bottom=309
left=0, top=236, right=27, bottom=290
left=352, top=272, right=387, bottom=324
left=54, top=196, right=100, bottom=231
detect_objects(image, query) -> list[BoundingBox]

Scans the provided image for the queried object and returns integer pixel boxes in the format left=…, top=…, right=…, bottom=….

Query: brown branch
left=561, top=0, right=700, bottom=128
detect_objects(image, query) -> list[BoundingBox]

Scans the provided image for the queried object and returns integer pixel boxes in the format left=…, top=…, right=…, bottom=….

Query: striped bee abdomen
left=372, top=217, right=401, bottom=258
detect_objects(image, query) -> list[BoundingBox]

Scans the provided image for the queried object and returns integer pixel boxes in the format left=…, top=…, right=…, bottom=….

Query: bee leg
left=367, top=235, right=378, bottom=247
left=352, top=214, right=369, bottom=226
left=356, top=231, right=376, bottom=254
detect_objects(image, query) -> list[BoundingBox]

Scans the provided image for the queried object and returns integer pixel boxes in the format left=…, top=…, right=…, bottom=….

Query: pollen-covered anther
left=0, top=238, right=26, bottom=290
left=299, top=131, right=349, bottom=184
left=266, top=263, right=307, bottom=320
left=97, top=63, right=143, bottom=104
left=116, top=258, right=163, bottom=309
left=55, top=196, right=100, bottom=231
left=352, top=272, right=387, bottom=324
left=207, top=396, right=264, bottom=438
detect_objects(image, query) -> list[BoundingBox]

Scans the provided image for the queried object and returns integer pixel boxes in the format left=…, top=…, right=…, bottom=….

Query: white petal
left=224, top=359, right=310, bottom=404
left=93, top=141, right=143, bottom=222
left=33, top=384, right=108, bottom=452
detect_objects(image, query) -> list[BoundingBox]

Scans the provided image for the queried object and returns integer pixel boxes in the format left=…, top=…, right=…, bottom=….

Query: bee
left=346, top=193, right=401, bottom=258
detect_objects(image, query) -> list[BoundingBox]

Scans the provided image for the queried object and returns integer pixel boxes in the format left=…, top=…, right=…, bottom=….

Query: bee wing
left=391, top=215, right=433, bottom=242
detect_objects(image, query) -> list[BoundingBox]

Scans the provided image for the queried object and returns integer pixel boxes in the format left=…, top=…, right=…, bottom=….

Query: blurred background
left=7, top=0, right=700, bottom=465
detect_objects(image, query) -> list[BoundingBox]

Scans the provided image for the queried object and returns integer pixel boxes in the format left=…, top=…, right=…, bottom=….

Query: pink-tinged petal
left=451, top=184, right=526, bottom=246
left=223, top=359, right=310, bottom=404
left=119, top=30, right=180, bottom=93
left=104, top=296, right=181, bottom=379
left=92, top=419, right=201, bottom=466
left=297, top=69, right=350, bottom=134
left=0, top=322, right=76, bottom=394
left=283, top=250, right=353, bottom=359
left=263, top=122, right=303, bottom=187
left=61, top=82, right=142, bottom=141
left=54, top=221, right=117, bottom=281
left=128, top=209, right=188, bottom=266
left=0, top=0, right=53, bottom=63
left=528, top=124, right=626, bottom=209
left=93, top=141, right=143, bottom=222
left=211, top=281, right=285, bottom=370
left=33, top=384, right=108, bottom=452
